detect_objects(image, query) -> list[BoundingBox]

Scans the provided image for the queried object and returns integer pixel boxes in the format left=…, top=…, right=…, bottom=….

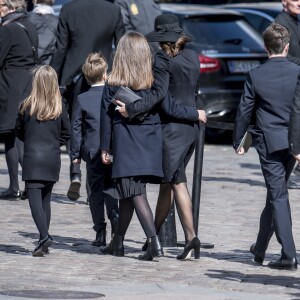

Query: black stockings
left=116, top=194, right=156, bottom=238
left=4, top=133, right=23, bottom=192
left=154, top=183, right=196, bottom=243
left=28, top=184, right=53, bottom=240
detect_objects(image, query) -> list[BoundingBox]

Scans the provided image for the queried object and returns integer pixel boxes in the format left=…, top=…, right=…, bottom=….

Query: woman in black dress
left=99, top=31, right=202, bottom=260
left=119, top=15, right=206, bottom=260
left=15, top=65, right=70, bottom=256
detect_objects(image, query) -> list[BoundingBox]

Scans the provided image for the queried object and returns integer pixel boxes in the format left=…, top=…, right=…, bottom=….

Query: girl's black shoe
left=32, top=235, right=53, bottom=257
left=100, top=234, right=124, bottom=256
left=138, top=236, right=163, bottom=261
left=177, top=237, right=200, bottom=261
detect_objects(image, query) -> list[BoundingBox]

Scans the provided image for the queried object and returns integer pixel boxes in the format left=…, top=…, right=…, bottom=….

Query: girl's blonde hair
left=20, top=65, right=62, bottom=121
left=108, top=31, right=154, bottom=90
left=160, top=35, right=191, bottom=57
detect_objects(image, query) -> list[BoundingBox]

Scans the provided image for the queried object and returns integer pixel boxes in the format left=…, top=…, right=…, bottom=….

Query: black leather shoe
left=67, top=176, right=81, bottom=201
left=20, top=190, right=28, bottom=200
left=32, top=235, right=53, bottom=257
left=100, top=234, right=124, bottom=256
left=268, top=257, right=298, bottom=270
left=0, top=190, right=21, bottom=200
left=138, top=236, right=163, bottom=261
left=250, top=243, right=265, bottom=264
left=92, top=229, right=106, bottom=247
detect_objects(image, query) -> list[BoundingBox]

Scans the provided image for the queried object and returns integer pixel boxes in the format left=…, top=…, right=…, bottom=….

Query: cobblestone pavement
left=0, top=144, right=300, bottom=300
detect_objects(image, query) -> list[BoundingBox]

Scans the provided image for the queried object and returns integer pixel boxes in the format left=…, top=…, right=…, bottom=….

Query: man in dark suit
left=233, top=23, right=299, bottom=270
left=50, top=0, right=125, bottom=201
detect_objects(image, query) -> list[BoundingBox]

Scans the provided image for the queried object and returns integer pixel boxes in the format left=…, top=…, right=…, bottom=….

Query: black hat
left=145, top=14, right=185, bottom=43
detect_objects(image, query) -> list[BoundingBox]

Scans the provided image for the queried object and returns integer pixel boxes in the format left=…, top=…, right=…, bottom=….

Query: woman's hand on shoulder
left=197, top=110, right=207, bottom=123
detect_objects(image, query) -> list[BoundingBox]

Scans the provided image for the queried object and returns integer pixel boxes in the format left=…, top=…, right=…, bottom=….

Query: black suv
left=161, top=4, right=268, bottom=137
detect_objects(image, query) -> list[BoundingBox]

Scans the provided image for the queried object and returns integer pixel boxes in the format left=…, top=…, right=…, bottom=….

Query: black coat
left=0, top=12, right=38, bottom=133
left=50, top=0, right=125, bottom=86
left=100, top=51, right=199, bottom=180
left=71, top=85, right=105, bottom=162
left=234, top=57, right=300, bottom=154
left=15, top=105, right=70, bottom=182
left=125, top=48, right=201, bottom=181
left=275, top=11, right=300, bottom=65
left=28, top=12, right=58, bottom=65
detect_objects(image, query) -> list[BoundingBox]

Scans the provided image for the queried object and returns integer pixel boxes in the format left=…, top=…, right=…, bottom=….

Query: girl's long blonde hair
left=20, top=65, right=62, bottom=121
left=108, top=31, right=154, bottom=90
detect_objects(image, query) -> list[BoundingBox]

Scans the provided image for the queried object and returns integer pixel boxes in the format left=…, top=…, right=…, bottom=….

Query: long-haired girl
left=15, top=65, right=70, bottom=257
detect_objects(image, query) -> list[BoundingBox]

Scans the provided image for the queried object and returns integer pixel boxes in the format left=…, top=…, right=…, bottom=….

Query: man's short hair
left=82, top=52, right=107, bottom=85
left=263, top=23, right=290, bottom=55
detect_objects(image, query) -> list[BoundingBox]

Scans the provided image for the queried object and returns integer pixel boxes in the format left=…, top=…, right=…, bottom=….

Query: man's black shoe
left=250, top=243, right=265, bottom=264
left=268, top=257, right=298, bottom=270
left=67, top=176, right=81, bottom=201
left=0, top=190, right=21, bottom=200
left=92, top=229, right=106, bottom=247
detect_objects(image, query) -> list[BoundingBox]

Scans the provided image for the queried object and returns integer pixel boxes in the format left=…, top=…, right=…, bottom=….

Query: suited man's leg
left=258, top=147, right=296, bottom=259
left=86, top=155, right=107, bottom=233
left=255, top=191, right=274, bottom=253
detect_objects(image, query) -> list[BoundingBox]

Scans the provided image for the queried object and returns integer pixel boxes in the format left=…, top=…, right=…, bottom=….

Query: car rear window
left=182, top=15, right=264, bottom=51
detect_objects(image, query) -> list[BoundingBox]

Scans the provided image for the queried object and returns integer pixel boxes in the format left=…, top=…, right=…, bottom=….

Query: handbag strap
left=15, top=21, right=38, bottom=65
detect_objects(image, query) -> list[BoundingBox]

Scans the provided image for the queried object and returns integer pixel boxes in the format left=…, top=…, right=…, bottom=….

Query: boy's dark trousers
left=86, top=152, right=118, bottom=237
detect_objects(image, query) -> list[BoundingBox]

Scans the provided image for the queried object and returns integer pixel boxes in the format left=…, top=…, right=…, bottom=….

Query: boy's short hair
left=263, top=23, right=290, bottom=55
left=82, top=52, right=107, bottom=85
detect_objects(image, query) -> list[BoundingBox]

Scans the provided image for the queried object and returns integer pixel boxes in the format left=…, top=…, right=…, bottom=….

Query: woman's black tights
left=116, top=193, right=156, bottom=238
left=28, top=184, right=53, bottom=240
left=4, top=133, right=23, bottom=192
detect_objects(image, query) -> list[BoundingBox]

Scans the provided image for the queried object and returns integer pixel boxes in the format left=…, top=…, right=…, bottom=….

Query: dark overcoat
left=15, top=105, right=70, bottom=182
left=0, top=12, right=38, bottom=133
left=50, top=0, right=125, bottom=86
left=125, top=48, right=201, bottom=181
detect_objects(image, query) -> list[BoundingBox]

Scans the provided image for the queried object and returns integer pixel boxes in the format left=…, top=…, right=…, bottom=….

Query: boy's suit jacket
left=71, top=86, right=104, bottom=162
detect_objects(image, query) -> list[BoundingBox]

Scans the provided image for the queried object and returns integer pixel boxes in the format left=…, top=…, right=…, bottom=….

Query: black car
left=219, top=2, right=282, bottom=34
left=160, top=4, right=268, bottom=138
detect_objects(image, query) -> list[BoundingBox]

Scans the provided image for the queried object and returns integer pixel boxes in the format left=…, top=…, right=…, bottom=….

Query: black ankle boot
left=177, top=237, right=201, bottom=260
left=138, top=236, right=163, bottom=261
left=100, top=234, right=124, bottom=256
left=92, top=229, right=106, bottom=247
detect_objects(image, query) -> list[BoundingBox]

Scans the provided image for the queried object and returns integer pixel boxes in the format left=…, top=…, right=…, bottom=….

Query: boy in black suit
left=233, top=23, right=299, bottom=270
left=71, top=53, right=119, bottom=247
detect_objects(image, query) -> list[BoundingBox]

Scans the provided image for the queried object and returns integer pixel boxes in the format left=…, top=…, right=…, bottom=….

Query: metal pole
left=158, top=202, right=177, bottom=247
left=192, top=123, right=214, bottom=249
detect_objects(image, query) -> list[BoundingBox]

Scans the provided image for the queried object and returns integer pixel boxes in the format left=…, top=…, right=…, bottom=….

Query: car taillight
left=199, top=55, right=221, bottom=73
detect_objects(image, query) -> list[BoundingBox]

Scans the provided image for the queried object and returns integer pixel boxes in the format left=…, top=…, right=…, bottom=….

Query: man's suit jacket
left=233, top=57, right=300, bottom=154
left=275, top=11, right=300, bottom=65
left=71, top=86, right=104, bottom=162
left=50, top=0, right=125, bottom=87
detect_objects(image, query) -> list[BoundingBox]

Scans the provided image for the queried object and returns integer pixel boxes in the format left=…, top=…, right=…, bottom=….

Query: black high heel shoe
left=177, top=237, right=200, bottom=260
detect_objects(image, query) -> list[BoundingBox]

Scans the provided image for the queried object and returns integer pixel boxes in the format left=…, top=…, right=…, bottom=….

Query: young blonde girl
left=15, top=65, right=70, bottom=257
